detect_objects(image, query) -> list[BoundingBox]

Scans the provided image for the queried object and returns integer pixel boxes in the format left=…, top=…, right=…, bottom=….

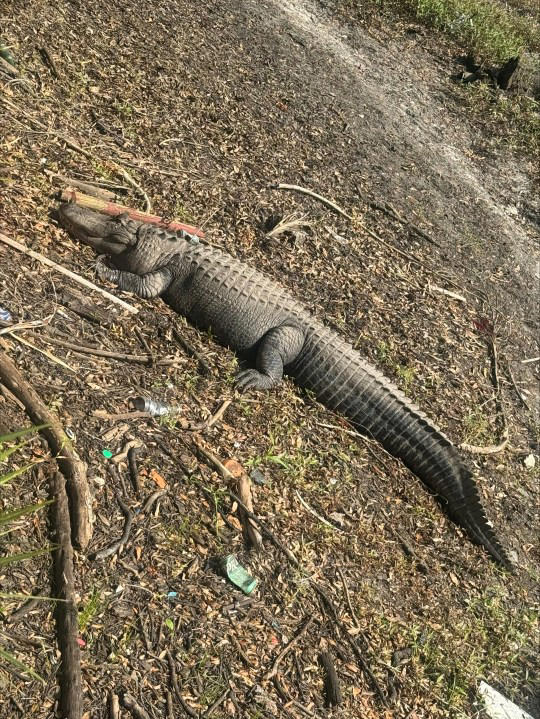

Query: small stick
left=45, top=171, right=116, bottom=200
left=6, top=596, right=41, bottom=623
left=0, top=350, right=92, bottom=548
left=505, top=358, right=530, bottom=410
left=113, top=167, right=152, bottom=213
left=60, top=189, right=204, bottom=237
left=319, top=651, right=342, bottom=707
left=366, top=198, right=441, bottom=247
left=172, top=327, right=213, bottom=375
left=459, top=438, right=509, bottom=455
left=295, top=490, right=343, bottom=532
left=38, top=47, right=59, bottom=78
left=203, top=688, right=230, bottom=718
left=140, top=489, right=167, bottom=515
left=108, top=692, right=120, bottom=719
left=127, top=446, right=141, bottom=495
left=166, top=651, right=198, bottom=719
left=93, top=494, right=133, bottom=560
left=236, top=474, right=264, bottom=550
left=429, top=284, right=466, bottom=302
left=337, top=567, right=360, bottom=629
left=264, top=616, right=314, bottom=681
left=50, top=471, right=83, bottom=719
left=28, top=331, right=175, bottom=365
left=112, top=439, right=142, bottom=464
left=0, top=232, right=137, bottom=314
left=121, top=693, right=151, bottom=719
left=271, top=183, right=353, bottom=221
left=7, top=332, right=77, bottom=372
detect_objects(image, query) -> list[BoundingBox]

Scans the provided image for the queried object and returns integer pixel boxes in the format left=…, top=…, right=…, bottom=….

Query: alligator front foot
left=235, top=369, right=277, bottom=391
left=96, top=256, right=120, bottom=284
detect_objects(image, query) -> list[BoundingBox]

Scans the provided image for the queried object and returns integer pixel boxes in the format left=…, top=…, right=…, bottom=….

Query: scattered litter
left=167, top=591, right=178, bottom=599
left=0, top=307, right=12, bottom=322
left=76, top=637, right=86, bottom=648
left=65, top=427, right=75, bottom=440
left=102, top=449, right=113, bottom=459
left=250, top=468, right=268, bottom=486
left=0, top=44, right=17, bottom=67
left=220, top=555, right=258, bottom=595
left=479, top=681, right=535, bottom=719
left=132, top=396, right=181, bottom=417
left=523, top=454, right=535, bottom=469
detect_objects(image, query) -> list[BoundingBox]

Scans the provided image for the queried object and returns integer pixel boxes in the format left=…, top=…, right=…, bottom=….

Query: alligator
left=58, top=202, right=511, bottom=568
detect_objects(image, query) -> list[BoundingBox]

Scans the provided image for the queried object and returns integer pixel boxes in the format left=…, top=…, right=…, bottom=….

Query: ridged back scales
left=151, top=237, right=508, bottom=565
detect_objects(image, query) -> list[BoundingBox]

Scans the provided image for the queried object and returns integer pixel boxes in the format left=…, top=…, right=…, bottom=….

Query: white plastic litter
left=479, top=681, right=535, bottom=719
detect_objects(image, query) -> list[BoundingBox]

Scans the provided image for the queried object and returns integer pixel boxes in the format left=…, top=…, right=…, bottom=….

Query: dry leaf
left=223, top=458, right=245, bottom=478
left=149, top=468, right=167, bottom=488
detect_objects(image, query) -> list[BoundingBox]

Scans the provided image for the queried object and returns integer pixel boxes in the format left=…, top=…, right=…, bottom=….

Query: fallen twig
left=236, top=473, right=264, bottom=550
left=0, top=350, right=92, bottom=548
left=429, top=284, right=466, bottom=302
left=27, top=331, right=175, bottom=365
left=109, top=691, right=120, bottom=719
left=366, top=198, right=441, bottom=247
left=166, top=650, right=198, bottom=718
left=50, top=470, right=83, bottom=719
left=44, top=170, right=116, bottom=200
left=121, top=693, right=151, bottom=719
left=38, top=47, right=59, bottom=78
left=5, top=596, right=41, bottom=624
left=264, top=616, right=314, bottom=681
left=296, top=490, right=343, bottom=532
left=203, top=688, right=231, bottom=718
left=93, top=494, right=133, bottom=560
left=127, top=446, right=141, bottom=495
left=460, top=329, right=509, bottom=455
left=172, top=327, right=213, bottom=375
left=0, top=231, right=138, bottom=314
left=271, top=183, right=353, bottom=221
left=187, top=397, right=232, bottom=431
left=319, top=650, right=342, bottom=707
left=108, top=692, right=120, bottom=719
left=313, top=583, right=387, bottom=705
left=60, top=189, right=204, bottom=237
left=8, top=332, right=76, bottom=372
left=140, top=489, right=167, bottom=515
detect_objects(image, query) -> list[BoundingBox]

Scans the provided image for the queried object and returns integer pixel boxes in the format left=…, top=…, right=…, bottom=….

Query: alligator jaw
left=58, top=203, right=135, bottom=254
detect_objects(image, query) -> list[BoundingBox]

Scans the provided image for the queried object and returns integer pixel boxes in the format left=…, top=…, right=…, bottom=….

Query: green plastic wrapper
left=222, top=554, right=257, bottom=595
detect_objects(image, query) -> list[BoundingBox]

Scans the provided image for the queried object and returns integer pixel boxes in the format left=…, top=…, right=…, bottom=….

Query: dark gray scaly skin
left=58, top=203, right=511, bottom=568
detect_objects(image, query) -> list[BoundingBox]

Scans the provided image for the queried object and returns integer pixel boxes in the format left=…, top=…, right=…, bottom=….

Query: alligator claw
left=235, top=369, right=275, bottom=391
left=96, top=256, right=120, bottom=283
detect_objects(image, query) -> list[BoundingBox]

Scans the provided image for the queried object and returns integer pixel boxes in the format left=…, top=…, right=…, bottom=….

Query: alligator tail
left=291, top=324, right=511, bottom=568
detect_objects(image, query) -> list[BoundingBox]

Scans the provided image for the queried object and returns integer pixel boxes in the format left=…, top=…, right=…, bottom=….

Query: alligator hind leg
left=236, top=325, right=305, bottom=391
left=96, top=258, right=172, bottom=299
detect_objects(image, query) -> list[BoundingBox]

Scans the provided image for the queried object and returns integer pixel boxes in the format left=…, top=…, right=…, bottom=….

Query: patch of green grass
left=463, top=81, right=540, bottom=156
left=396, top=364, right=416, bottom=392
left=78, top=588, right=102, bottom=633
left=416, top=586, right=538, bottom=709
left=462, top=407, right=493, bottom=444
left=411, top=0, right=537, bottom=62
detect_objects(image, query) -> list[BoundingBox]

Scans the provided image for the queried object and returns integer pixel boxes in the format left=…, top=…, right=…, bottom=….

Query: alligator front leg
left=236, top=324, right=305, bottom=391
left=96, top=258, right=172, bottom=299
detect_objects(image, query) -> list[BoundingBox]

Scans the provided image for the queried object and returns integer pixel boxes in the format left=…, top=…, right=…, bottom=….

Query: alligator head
left=58, top=203, right=187, bottom=274
left=58, top=203, right=139, bottom=255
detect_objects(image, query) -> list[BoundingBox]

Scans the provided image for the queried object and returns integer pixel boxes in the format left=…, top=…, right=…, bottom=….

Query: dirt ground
left=0, top=0, right=538, bottom=718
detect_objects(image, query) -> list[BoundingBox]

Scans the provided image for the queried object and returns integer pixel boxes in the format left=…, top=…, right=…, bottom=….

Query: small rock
left=250, top=468, right=268, bottom=486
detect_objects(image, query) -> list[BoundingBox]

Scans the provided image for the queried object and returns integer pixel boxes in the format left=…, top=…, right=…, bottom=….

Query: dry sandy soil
left=0, top=0, right=538, bottom=718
